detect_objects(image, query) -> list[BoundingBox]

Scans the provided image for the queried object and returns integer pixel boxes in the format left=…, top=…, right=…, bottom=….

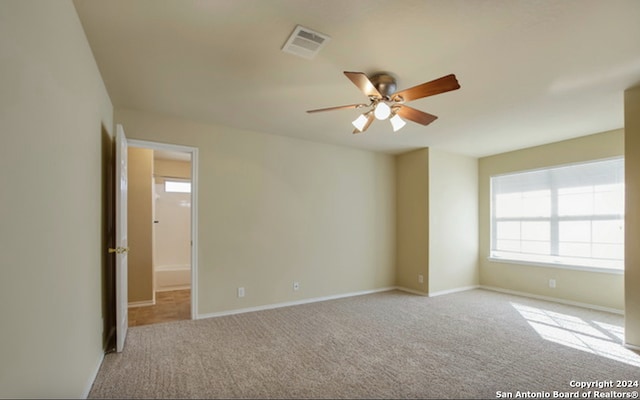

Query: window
left=490, top=158, right=624, bottom=271
left=164, top=180, right=191, bottom=193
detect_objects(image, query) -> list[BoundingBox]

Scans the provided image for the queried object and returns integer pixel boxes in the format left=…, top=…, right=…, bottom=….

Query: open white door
left=113, top=124, right=129, bottom=352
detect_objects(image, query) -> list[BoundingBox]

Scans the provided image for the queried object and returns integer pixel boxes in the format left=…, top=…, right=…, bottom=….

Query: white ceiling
left=73, top=0, right=640, bottom=157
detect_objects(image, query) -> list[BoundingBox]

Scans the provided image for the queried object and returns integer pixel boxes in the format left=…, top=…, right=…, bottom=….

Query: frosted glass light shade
left=374, top=102, right=391, bottom=120
left=352, top=114, right=369, bottom=131
left=390, top=114, right=406, bottom=132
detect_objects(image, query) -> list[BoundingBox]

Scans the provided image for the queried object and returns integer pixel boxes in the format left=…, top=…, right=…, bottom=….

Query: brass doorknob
left=108, top=247, right=129, bottom=254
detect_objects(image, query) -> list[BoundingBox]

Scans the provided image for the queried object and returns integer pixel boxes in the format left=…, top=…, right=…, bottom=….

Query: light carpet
left=89, top=289, right=640, bottom=399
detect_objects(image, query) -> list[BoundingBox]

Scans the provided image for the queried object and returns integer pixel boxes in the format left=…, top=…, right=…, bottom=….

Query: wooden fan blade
left=344, top=71, right=382, bottom=98
left=307, top=104, right=367, bottom=113
left=392, top=74, right=460, bottom=102
left=353, top=113, right=375, bottom=134
left=396, top=105, right=438, bottom=126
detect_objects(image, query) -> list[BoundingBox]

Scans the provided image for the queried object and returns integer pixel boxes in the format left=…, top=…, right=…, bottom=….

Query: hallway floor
left=128, top=289, right=191, bottom=327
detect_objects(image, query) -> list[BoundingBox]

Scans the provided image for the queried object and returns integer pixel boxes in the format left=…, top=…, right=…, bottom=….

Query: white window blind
left=490, top=157, right=624, bottom=271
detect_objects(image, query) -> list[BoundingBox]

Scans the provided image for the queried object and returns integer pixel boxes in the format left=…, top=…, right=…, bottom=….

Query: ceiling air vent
left=281, top=25, right=330, bottom=60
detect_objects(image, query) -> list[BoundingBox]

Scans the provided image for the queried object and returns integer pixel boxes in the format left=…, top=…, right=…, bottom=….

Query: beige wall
left=428, top=149, right=479, bottom=294
left=115, top=108, right=396, bottom=314
left=479, top=129, right=625, bottom=310
left=0, top=1, right=113, bottom=397
left=128, top=148, right=154, bottom=303
left=395, top=148, right=479, bottom=295
left=395, top=149, right=429, bottom=293
left=625, top=86, right=640, bottom=346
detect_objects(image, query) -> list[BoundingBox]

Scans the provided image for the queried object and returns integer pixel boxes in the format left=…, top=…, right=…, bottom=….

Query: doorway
left=126, top=140, right=198, bottom=327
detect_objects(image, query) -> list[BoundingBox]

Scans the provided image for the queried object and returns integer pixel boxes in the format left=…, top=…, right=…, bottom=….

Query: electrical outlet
left=238, top=287, right=245, bottom=297
left=549, top=279, right=556, bottom=289
left=418, top=274, right=424, bottom=284
left=293, top=282, right=300, bottom=291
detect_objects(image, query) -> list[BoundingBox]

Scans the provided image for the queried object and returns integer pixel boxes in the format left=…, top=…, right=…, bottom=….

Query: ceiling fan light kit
left=308, top=71, right=461, bottom=134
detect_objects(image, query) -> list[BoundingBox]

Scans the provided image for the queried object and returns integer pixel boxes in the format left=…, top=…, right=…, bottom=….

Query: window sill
left=487, top=257, right=624, bottom=275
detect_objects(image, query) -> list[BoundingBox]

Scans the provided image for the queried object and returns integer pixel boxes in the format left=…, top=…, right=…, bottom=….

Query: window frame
left=488, top=157, right=624, bottom=274
left=164, top=179, right=192, bottom=194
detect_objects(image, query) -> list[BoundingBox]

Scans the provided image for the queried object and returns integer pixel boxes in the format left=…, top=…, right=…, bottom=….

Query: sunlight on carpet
left=511, top=302, right=640, bottom=367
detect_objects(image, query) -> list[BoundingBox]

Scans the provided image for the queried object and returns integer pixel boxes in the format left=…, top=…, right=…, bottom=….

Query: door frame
left=127, top=139, right=199, bottom=320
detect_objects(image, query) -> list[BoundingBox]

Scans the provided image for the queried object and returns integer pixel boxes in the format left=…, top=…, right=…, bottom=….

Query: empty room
left=1, top=1, right=640, bottom=399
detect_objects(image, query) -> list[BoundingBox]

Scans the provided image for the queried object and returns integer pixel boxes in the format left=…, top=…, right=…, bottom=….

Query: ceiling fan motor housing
left=370, top=73, right=397, bottom=98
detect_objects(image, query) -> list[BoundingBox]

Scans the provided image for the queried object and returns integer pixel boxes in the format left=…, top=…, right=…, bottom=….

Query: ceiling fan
left=307, top=71, right=460, bottom=134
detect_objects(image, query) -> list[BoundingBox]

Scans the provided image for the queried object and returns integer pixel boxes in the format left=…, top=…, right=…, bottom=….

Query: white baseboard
left=82, top=351, right=104, bottom=399
left=624, top=342, right=640, bottom=352
left=197, top=285, right=489, bottom=320
left=155, top=285, right=191, bottom=293
left=128, top=299, right=155, bottom=308
left=428, top=285, right=479, bottom=297
left=196, top=287, right=396, bottom=320
left=396, top=286, right=428, bottom=296
left=396, top=285, right=479, bottom=297
left=480, top=285, right=624, bottom=315
left=155, top=265, right=191, bottom=292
